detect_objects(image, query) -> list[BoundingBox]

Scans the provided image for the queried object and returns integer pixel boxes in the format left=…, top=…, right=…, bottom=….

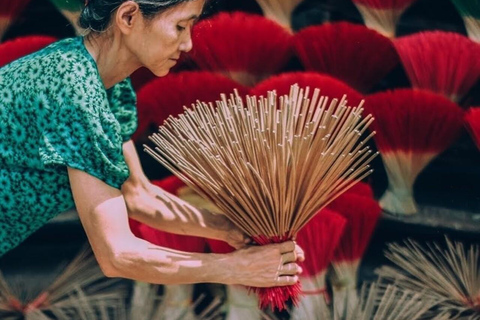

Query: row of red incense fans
left=1, top=34, right=478, bottom=216
left=2, top=10, right=479, bottom=107
left=129, top=70, right=474, bottom=216
left=128, top=173, right=381, bottom=317
left=128, top=11, right=480, bottom=108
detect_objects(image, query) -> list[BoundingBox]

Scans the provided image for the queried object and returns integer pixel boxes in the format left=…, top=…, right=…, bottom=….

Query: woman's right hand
left=225, top=241, right=305, bottom=288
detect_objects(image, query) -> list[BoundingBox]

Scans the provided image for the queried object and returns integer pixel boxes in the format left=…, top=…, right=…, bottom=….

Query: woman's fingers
left=295, top=243, right=305, bottom=262
left=276, top=275, right=299, bottom=286
left=279, top=262, right=302, bottom=276
left=279, top=241, right=296, bottom=254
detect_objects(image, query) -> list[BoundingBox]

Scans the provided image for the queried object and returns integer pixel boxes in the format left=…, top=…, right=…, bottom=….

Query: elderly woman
left=0, top=0, right=304, bottom=287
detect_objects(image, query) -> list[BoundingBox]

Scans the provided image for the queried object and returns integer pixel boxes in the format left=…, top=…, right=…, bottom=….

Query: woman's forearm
left=121, top=140, right=232, bottom=241
left=123, top=180, right=231, bottom=241
left=108, top=236, right=233, bottom=285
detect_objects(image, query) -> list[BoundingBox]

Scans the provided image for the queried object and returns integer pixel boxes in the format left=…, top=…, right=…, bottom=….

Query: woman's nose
left=179, top=30, right=193, bottom=53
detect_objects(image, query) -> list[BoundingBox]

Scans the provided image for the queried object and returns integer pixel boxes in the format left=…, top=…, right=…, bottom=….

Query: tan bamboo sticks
left=145, top=84, right=377, bottom=241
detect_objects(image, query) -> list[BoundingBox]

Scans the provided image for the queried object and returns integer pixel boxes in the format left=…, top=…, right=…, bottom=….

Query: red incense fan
left=394, top=31, right=480, bottom=103
left=293, top=22, right=399, bottom=93
left=189, top=11, right=293, bottom=87
left=132, top=71, right=250, bottom=142
left=251, top=72, right=364, bottom=107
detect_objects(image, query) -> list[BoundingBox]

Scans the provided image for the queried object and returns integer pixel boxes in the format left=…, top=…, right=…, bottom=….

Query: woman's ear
left=115, top=1, right=142, bottom=35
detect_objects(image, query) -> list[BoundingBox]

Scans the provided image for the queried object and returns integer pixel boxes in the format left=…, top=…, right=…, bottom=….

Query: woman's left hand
left=221, top=217, right=251, bottom=249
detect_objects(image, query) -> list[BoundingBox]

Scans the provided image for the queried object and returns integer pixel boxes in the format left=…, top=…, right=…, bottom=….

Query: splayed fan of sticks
left=376, top=238, right=480, bottom=319
left=145, top=84, right=378, bottom=310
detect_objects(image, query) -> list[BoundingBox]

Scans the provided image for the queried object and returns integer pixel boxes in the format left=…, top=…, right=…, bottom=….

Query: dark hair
left=79, top=0, right=195, bottom=32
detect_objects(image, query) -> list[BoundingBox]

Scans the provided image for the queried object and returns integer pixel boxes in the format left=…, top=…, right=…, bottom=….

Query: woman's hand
left=225, top=241, right=305, bottom=288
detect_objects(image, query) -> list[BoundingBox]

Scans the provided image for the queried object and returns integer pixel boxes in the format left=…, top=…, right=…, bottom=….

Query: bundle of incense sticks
left=145, top=84, right=377, bottom=310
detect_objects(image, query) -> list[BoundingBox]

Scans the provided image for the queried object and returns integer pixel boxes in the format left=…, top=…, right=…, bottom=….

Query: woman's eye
left=176, top=25, right=186, bottom=32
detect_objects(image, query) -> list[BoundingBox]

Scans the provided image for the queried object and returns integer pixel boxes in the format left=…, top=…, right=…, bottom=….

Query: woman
left=0, top=0, right=304, bottom=287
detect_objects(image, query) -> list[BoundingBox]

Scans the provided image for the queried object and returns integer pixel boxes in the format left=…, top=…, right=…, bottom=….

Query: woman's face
left=129, top=0, right=205, bottom=76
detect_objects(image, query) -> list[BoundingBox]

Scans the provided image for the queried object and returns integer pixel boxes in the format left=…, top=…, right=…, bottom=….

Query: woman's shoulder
left=1, top=37, right=97, bottom=82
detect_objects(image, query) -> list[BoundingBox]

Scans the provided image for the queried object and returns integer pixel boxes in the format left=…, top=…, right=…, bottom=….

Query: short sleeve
left=38, top=55, right=130, bottom=189
left=107, top=78, right=138, bottom=142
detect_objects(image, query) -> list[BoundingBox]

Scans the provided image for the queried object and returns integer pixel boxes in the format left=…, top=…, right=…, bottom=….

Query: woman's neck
left=83, top=32, right=141, bottom=89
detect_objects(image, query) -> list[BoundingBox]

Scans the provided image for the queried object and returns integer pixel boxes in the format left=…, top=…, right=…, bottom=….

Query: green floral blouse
left=0, top=37, right=138, bottom=257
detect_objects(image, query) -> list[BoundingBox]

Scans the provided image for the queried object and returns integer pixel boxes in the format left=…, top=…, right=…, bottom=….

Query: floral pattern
left=0, top=37, right=138, bottom=257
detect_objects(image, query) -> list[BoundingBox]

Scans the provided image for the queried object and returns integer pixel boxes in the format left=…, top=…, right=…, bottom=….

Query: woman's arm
left=121, top=140, right=247, bottom=248
left=68, top=167, right=303, bottom=286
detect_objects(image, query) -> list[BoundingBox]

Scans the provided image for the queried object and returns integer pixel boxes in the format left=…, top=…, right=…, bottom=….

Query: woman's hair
left=79, top=0, right=195, bottom=32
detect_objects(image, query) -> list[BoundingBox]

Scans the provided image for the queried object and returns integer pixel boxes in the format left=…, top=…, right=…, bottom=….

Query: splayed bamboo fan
left=451, top=0, right=480, bottom=43
left=465, top=107, right=480, bottom=150
left=0, top=245, right=125, bottom=319
left=293, top=23, right=399, bottom=93
left=351, top=0, right=419, bottom=38
left=0, top=0, right=31, bottom=41
left=341, top=282, right=438, bottom=320
left=255, top=0, right=304, bottom=32
left=144, top=84, right=377, bottom=310
left=394, top=31, right=480, bottom=103
left=376, top=238, right=480, bottom=318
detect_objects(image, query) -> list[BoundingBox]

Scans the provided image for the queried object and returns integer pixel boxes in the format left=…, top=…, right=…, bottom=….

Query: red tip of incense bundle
left=0, top=35, right=57, bottom=67
left=0, top=0, right=32, bottom=40
left=293, top=22, right=399, bottom=92
left=364, top=89, right=464, bottom=214
left=394, top=31, right=480, bottom=103
left=251, top=72, right=364, bottom=107
left=329, top=194, right=381, bottom=264
left=465, top=107, right=480, bottom=150
left=189, top=11, right=293, bottom=87
left=365, top=89, right=465, bottom=153
left=297, top=208, right=347, bottom=277
left=345, top=181, right=374, bottom=198
left=133, top=71, right=250, bottom=141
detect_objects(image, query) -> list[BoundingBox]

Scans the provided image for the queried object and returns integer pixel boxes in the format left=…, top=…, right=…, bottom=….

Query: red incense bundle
left=132, top=71, right=250, bottom=142
left=0, top=35, right=57, bottom=67
left=251, top=72, right=364, bottom=106
left=351, top=0, right=419, bottom=38
left=365, top=89, right=464, bottom=215
left=290, top=209, right=346, bottom=320
left=465, top=107, right=480, bottom=150
left=345, top=181, right=374, bottom=198
left=394, top=31, right=480, bottom=103
left=0, top=0, right=31, bottom=41
left=145, top=84, right=378, bottom=310
left=293, top=22, right=399, bottom=93
left=327, top=193, right=382, bottom=317
left=189, top=11, right=292, bottom=87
